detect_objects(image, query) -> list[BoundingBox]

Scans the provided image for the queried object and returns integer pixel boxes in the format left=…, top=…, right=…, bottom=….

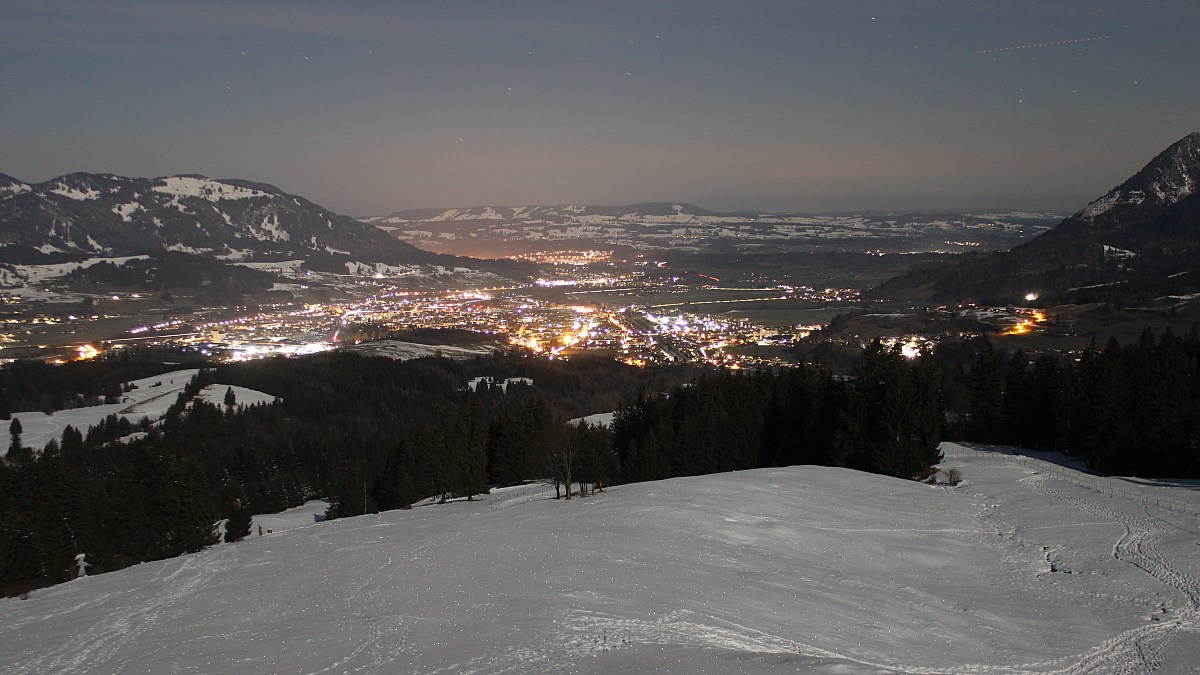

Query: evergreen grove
left=945, top=327, right=1200, bottom=477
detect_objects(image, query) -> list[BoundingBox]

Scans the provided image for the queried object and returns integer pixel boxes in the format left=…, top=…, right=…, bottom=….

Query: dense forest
left=614, top=342, right=942, bottom=483
left=945, top=327, right=1200, bottom=477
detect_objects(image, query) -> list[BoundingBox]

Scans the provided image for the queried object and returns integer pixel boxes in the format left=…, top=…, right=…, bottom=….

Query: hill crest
left=0, top=172, right=435, bottom=266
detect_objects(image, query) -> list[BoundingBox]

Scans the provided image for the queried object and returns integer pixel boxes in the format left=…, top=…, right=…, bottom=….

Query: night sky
left=3, top=1, right=1198, bottom=215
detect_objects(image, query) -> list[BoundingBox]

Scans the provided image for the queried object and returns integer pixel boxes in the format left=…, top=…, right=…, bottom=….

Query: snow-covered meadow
left=2, top=443, right=1198, bottom=673
left=9, top=370, right=276, bottom=451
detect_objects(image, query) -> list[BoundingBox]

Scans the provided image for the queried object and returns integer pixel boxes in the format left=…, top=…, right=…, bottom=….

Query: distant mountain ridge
left=0, top=172, right=435, bottom=266
left=871, top=133, right=1200, bottom=305
left=364, top=202, right=1062, bottom=257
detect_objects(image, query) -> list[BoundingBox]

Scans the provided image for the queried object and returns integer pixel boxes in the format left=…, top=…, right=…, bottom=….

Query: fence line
left=943, top=444, right=1200, bottom=519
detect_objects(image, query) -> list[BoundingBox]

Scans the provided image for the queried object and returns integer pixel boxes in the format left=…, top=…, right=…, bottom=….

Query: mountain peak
left=870, top=133, right=1200, bottom=305
left=1076, top=132, right=1200, bottom=223
left=0, top=173, right=30, bottom=200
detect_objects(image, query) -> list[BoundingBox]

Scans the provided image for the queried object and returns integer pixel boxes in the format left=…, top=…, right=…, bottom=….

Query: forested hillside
left=946, top=327, right=1200, bottom=477
left=5, top=326, right=1196, bottom=597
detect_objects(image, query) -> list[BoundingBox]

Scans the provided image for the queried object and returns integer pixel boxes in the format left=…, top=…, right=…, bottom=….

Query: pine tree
left=964, top=342, right=1004, bottom=442
left=7, top=418, right=31, bottom=464
left=224, top=499, right=252, bottom=543
left=459, top=397, right=490, bottom=500
left=838, top=341, right=941, bottom=479
left=390, top=439, right=419, bottom=509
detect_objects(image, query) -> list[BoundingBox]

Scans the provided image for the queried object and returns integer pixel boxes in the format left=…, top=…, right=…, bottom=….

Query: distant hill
left=363, top=203, right=1062, bottom=257
left=372, top=202, right=726, bottom=223
left=0, top=173, right=437, bottom=266
left=871, top=133, right=1200, bottom=305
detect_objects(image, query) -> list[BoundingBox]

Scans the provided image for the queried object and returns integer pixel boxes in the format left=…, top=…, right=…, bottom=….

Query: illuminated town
left=0, top=252, right=1053, bottom=370
left=84, top=284, right=793, bottom=369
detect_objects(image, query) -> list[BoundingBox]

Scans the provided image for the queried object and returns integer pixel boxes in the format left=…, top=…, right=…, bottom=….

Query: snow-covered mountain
left=0, top=173, right=435, bottom=265
left=364, top=203, right=1062, bottom=256
left=0, top=173, right=31, bottom=200
left=1075, top=131, right=1200, bottom=225
left=2, top=447, right=1198, bottom=673
left=872, top=133, right=1200, bottom=304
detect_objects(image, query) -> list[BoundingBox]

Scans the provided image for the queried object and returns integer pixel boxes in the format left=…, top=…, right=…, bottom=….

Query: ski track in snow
left=442, top=609, right=840, bottom=673
left=851, top=469, right=1200, bottom=675
left=302, top=515, right=471, bottom=674
left=1013, top=471, right=1200, bottom=674
left=467, top=466, right=1200, bottom=675
left=14, top=547, right=239, bottom=675
left=4, top=460, right=1199, bottom=673
left=302, top=563, right=411, bottom=675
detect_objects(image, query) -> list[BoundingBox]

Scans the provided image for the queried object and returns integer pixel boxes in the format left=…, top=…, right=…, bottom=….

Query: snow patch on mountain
left=4, top=255, right=150, bottom=287
left=8, top=369, right=200, bottom=450
left=195, top=384, right=277, bottom=408
left=0, top=182, right=30, bottom=200
left=152, top=176, right=270, bottom=201
left=166, top=243, right=213, bottom=254
left=568, top=411, right=615, bottom=427
left=1080, top=191, right=1143, bottom=220
left=112, top=202, right=143, bottom=222
left=253, top=212, right=290, bottom=241
left=343, top=340, right=499, bottom=361
left=1078, top=132, right=1200, bottom=222
left=1102, top=244, right=1137, bottom=260
left=49, top=183, right=101, bottom=201
left=234, top=259, right=306, bottom=271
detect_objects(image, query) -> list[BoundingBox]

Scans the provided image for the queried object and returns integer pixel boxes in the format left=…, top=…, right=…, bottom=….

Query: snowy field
left=2, top=443, right=1198, bottom=673
left=9, top=371, right=277, bottom=451
left=250, top=499, right=330, bottom=536
left=568, top=411, right=615, bottom=428
left=9, top=369, right=199, bottom=450
left=342, top=340, right=499, bottom=361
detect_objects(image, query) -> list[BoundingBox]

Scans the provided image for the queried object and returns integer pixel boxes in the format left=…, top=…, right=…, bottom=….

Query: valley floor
left=2, top=443, right=1198, bottom=673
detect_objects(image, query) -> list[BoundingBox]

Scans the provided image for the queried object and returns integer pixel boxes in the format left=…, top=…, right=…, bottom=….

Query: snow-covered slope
left=0, top=172, right=435, bottom=265
left=0, top=172, right=31, bottom=199
left=2, top=445, right=1197, bottom=673
left=9, top=370, right=199, bottom=451
left=341, top=339, right=499, bottom=361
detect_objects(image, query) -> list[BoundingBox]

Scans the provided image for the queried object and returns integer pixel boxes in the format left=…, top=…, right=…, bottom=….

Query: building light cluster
left=511, top=249, right=612, bottom=266
left=2, top=256, right=867, bottom=371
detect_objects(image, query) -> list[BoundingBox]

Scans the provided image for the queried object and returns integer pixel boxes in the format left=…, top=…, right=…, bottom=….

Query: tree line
left=0, top=352, right=683, bottom=596
left=614, top=341, right=942, bottom=483
left=946, top=327, right=1200, bottom=477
